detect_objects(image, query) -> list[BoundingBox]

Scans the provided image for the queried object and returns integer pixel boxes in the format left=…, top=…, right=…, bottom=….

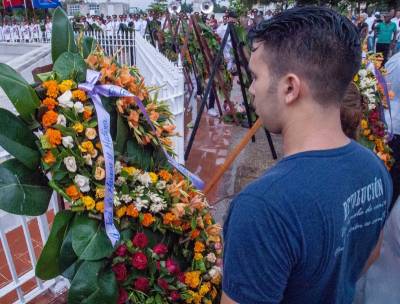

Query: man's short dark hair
left=249, top=6, right=361, bottom=104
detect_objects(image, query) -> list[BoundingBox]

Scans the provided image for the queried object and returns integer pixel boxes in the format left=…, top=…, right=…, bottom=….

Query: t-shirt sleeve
left=222, top=194, right=301, bottom=304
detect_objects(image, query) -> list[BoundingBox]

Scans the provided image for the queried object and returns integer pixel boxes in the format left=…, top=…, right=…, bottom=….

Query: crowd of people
left=0, top=15, right=52, bottom=42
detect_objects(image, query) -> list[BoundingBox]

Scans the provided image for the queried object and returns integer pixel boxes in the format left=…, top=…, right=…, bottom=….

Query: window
left=89, top=3, right=100, bottom=15
left=69, top=4, right=81, bottom=16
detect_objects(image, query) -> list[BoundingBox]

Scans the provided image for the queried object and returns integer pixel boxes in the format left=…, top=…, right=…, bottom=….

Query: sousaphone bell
left=200, top=0, right=214, bottom=14
left=168, top=1, right=182, bottom=15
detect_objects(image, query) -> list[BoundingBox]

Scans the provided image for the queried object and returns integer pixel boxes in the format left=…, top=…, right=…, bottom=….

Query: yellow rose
left=94, top=167, right=105, bottom=180
left=85, top=128, right=97, bottom=140
left=73, top=122, right=84, bottom=133
left=194, top=253, right=203, bottom=261
left=82, top=196, right=95, bottom=210
left=80, top=141, right=94, bottom=153
left=116, top=206, right=127, bottom=218
left=360, top=119, right=368, bottom=129
left=122, top=166, right=137, bottom=176
left=96, top=187, right=105, bottom=199
left=149, top=172, right=158, bottom=183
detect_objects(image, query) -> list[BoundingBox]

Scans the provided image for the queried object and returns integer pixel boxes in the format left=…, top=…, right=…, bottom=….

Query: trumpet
left=200, top=0, right=214, bottom=14
left=168, top=1, right=182, bottom=15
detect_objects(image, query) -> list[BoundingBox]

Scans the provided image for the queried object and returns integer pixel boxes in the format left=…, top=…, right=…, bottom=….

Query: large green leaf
left=126, top=139, right=152, bottom=171
left=35, top=211, right=74, bottom=280
left=71, top=214, right=113, bottom=260
left=51, top=7, right=78, bottom=62
left=53, top=52, right=87, bottom=83
left=68, top=260, right=118, bottom=304
left=82, top=36, right=97, bottom=59
left=0, top=64, right=40, bottom=123
left=59, top=223, right=78, bottom=273
left=0, top=108, right=40, bottom=170
left=0, top=159, right=52, bottom=216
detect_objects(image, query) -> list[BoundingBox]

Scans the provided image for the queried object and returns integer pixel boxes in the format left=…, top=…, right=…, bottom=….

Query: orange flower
left=42, top=97, right=58, bottom=110
left=116, top=206, right=127, bottom=218
left=83, top=106, right=92, bottom=121
left=141, top=213, right=155, bottom=227
left=43, top=150, right=56, bottom=165
left=194, top=241, right=205, bottom=253
left=159, top=170, right=172, bottom=182
left=42, top=80, right=59, bottom=98
left=167, top=180, right=186, bottom=198
left=190, top=229, right=200, bottom=240
left=149, top=111, right=159, bottom=122
left=42, top=110, right=58, bottom=127
left=45, top=128, right=62, bottom=146
left=203, top=213, right=213, bottom=226
left=86, top=54, right=98, bottom=68
left=163, top=124, right=176, bottom=134
left=96, top=201, right=104, bottom=213
left=66, top=185, right=80, bottom=200
left=116, top=97, right=135, bottom=113
left=128, top=110, right=139, bottom=128
left=163, top=212, right=175, bottom=225
left=126, top=204, right=139, bottom=218
left=72, top=89, right=87, bottom=102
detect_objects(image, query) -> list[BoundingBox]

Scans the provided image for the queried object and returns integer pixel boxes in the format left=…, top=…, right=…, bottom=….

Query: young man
left=375, top=13, right=397, bottom=64
left=365, top=12, right=376, bottom=51
left=222, top=7, right=392, bottom=304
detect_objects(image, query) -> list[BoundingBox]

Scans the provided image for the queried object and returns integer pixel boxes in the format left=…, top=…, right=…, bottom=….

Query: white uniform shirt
left=30, top=23, right=41, bottom=39
left=366, top=16, right=376, bottom=37
left=0, top=26, right=3, bottom=41
left=21, top=25, right=30, bottom=41
left=3, top=25, right=11, bottom=41
left=11, top=25, right=20, bottom=41
left=45, top=22, right=52, bottom=40
left=140, top=19, right=147, bottom=37
left=134, top=19, right=142, bottom=33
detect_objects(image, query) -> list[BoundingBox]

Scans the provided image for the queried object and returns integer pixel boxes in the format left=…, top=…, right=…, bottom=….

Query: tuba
left=200, top=0, right=214, bottom=14
left=168, top=1, right=182, bottom=15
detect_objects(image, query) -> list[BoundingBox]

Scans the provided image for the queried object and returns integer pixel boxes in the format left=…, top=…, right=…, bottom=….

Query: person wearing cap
left=2, top=20, right=11, bottom=42
left=30, top=19, right=41, bottom=42
left=375, top=12, right=397, bottom=64
left=141, top=14, right=148, bottom=37
left=133, top=14, right=142, bottom=35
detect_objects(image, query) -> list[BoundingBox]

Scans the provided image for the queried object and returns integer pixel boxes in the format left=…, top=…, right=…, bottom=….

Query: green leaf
left=53, top=52, right=87, bottom=83
left=82, top=36, right=97, bottom=59
left=51, top=7, right=78, bottom=62
left=62, top=259, right=83, bottom=281
left=126, top=140, right=152, bottom=171
left=68, top=260, right=118, bottom=304
left=71, top=214, right=114, bottom=260
left=37, top=71, right=55, bottom=82
left=0, top=159, right=52, bottom=216
left=59, top=225, right=78, bottom=273
left=116, top=114, right=129, bottom=154
left=0, top=63, right=40, bottom=123
left=35, top=211, right=74, bottom=280
left=0, top=108, right=40, bottom=170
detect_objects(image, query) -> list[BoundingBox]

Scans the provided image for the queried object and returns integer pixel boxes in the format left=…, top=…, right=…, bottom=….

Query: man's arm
left=221, top=292, right=238, bottom=304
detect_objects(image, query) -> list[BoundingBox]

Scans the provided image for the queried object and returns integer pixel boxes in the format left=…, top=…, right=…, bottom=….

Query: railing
left=0, top=194, right=67, bottom=303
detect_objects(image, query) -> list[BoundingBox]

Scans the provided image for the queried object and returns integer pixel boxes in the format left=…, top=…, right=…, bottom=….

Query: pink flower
left=132, top=252, right=148, bottom=270
left=112, top=263, right=127, bottom=281
left=115, top=244, right=128, bottom=257
left=157, top=277, right=169, bottom=290
left=132, top=232, right=148, bottom=248
left=134, top=277, right=150, bottom=293
left=118, top=288, right=128, bottom=304
left=177, top=272, right=185, bottom=283
left=166, top=258, right=179, bottom=274
left=170, top=291, right=181, bottom=301
left=153, top=243, right=168, bottom=255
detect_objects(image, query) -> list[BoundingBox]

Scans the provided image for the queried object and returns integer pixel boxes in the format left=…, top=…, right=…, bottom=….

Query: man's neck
left=281, top=106, right=350, bottom=157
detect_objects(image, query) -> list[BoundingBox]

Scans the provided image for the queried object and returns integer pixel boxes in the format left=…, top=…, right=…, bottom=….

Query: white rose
left=115, top=161, right=122, bottom=174
left=74, top=174, right=90, bottom=192
left=62, top=136, right=74, bottom=148
left=359, top=69, right=367, bottom=78
left=57, top=114, right=67, bottom=126
left=58, top=90, right=74, bottom=108
left=74, top=102, right=84, bottom=113
left=138, top=173, right=152, bottom=187
left=206, top=252, right=217, bottom=263
left=156, top=180, right=167, bottom=190
left=85, top=128, right=97, bottom=140
left=83, top=154, right=93, bottom=166
left=64, top=156, right=77, bottom=172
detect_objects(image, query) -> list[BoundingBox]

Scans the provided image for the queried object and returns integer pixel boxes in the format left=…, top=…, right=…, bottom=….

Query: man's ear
left=282, top=73, right=301, bottom=105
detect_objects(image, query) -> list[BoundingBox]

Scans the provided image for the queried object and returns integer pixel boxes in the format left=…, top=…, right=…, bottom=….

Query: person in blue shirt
left=222, top=7, right=393, bottom=304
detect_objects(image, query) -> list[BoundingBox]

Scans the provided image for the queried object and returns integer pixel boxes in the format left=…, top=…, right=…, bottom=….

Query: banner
left=31, top=0, right=60, bottom=9
left=3, top=0, right=25, bottom=9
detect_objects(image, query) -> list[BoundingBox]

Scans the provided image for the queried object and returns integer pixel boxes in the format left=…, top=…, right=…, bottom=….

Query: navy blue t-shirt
left=223, top=141, right=392, bottom=304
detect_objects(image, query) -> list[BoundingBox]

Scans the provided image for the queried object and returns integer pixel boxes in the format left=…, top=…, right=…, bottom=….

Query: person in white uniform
left=216, top=15, right=234, bottom=72
left=45, top=16, right=52, bottom=42
left=3, top=20, right=11, bottom=42
left=30, top=20, right=41, bottom=42
left=20, top=20, right=30, bottom=42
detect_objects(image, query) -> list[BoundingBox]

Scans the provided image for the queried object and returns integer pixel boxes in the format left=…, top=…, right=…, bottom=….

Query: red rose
left=170, top=291, right=181, bottom=301
left=153, top=243, right=168, bottom=255
left=177, top=272, right=185, bottom=283
left=157, top=277, right=169, bottom=290
left=118, top=288, right=128, bottom=304
left=115, top=244, right=128, bottom=257
left=132, top=252, right=148, bottom=270
left=134, top=277, right=150, bottom=293
left=112, top=263, right=127, bottom=281
left=132, top=232, right=148, bottom=248
left=166, top=258, right=179, bottom=274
